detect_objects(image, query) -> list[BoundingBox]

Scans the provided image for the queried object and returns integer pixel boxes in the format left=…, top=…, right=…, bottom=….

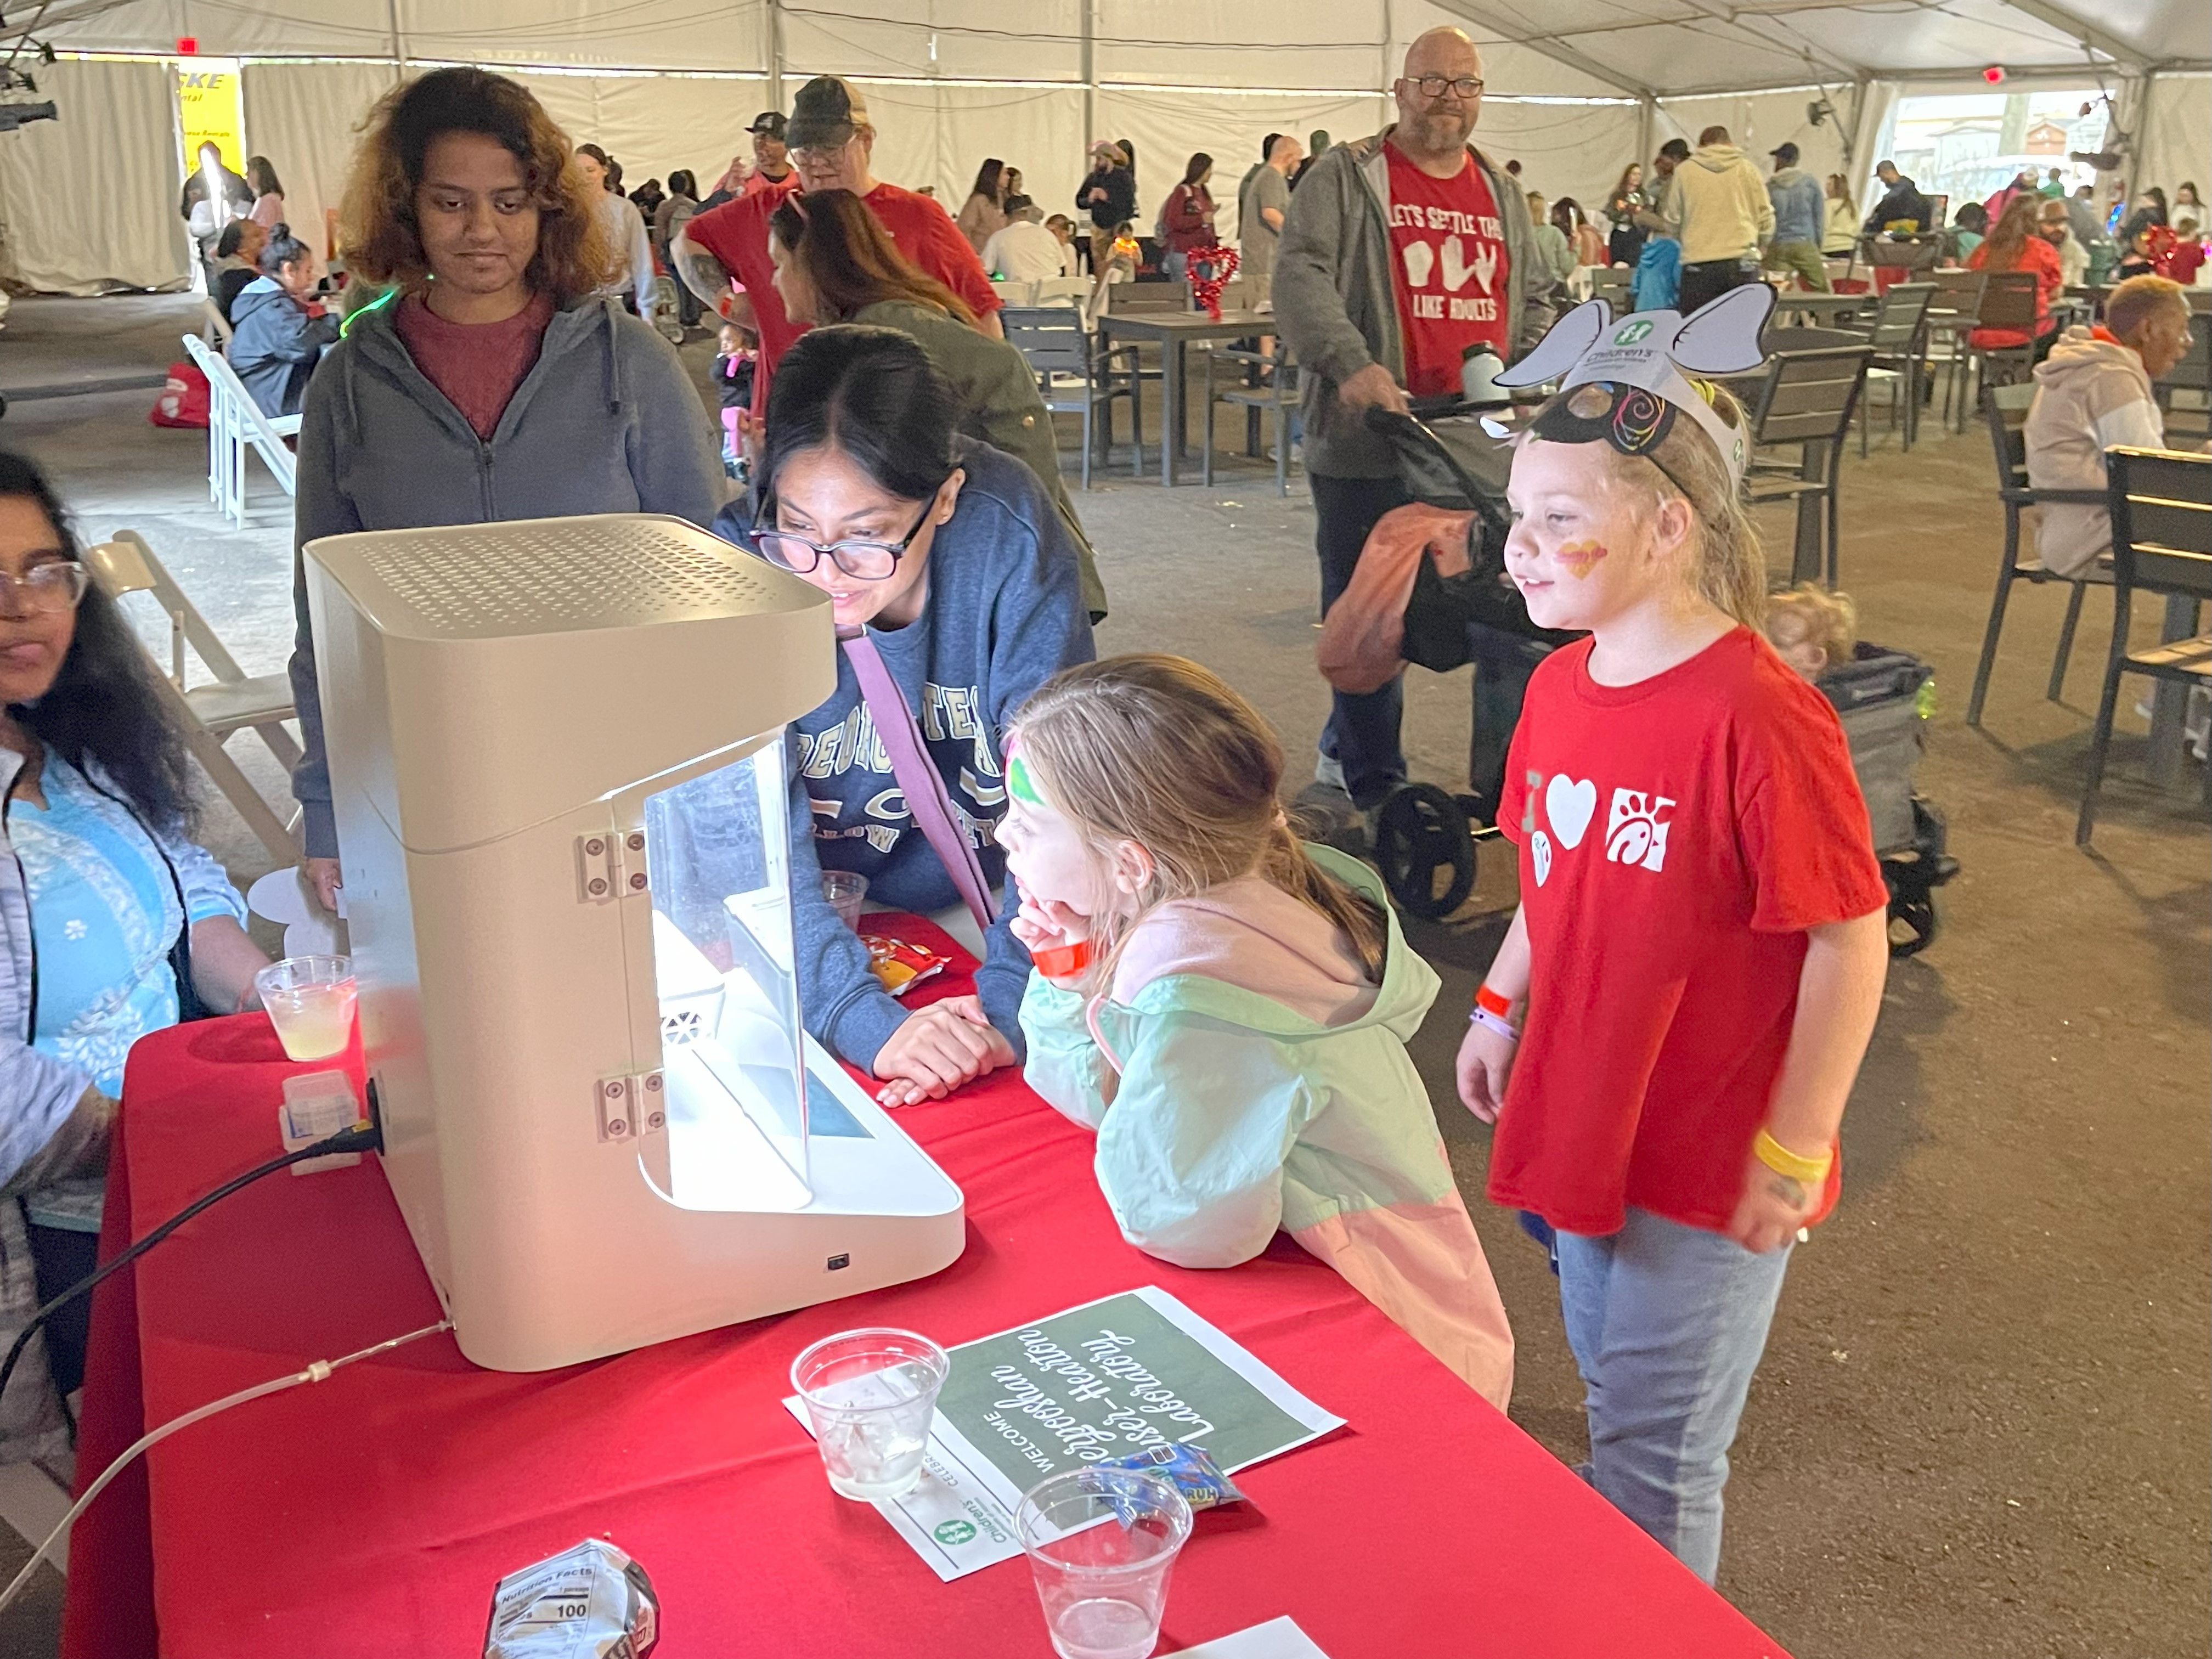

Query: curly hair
left=340, top=66, right=619, bottom=303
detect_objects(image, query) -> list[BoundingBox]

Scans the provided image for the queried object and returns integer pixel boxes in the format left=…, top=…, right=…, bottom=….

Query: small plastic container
left=821, top=871, right=870, bottom=932
left=279, top=1069, right=365, bottom=1175
left=790, top=1327, right=948, bottom=1500
left=1017, top=1466, right=1193, bottom=1659
left=256, top=954, right=357, bottom=1061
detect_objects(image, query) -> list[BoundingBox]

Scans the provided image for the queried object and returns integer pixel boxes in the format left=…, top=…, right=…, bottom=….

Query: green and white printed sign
left=783, top=1286, right=1344, bottom=1582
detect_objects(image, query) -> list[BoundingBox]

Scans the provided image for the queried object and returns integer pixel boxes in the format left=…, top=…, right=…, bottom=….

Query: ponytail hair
left=257, top=221, right=313, bottom=274
left=1011, top=654, right=1388, bottom=988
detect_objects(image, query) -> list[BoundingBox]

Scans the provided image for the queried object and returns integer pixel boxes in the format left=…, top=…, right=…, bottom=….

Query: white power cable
left=0, top=1318, right=454, bottom=1616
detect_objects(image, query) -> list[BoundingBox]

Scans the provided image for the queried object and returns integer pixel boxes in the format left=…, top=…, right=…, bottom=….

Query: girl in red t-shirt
left=1453, top=377, right=1891, bottom=1583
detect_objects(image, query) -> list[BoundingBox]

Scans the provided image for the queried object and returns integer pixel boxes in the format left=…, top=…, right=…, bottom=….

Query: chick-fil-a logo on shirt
left=1523, top=772, right=1674, bottom=884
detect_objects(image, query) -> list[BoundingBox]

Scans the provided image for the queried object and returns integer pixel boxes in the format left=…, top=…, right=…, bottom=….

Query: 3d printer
left=305, top=514, right=966, bottom=1373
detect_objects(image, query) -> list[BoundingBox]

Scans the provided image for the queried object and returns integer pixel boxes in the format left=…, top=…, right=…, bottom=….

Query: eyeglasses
left=750, top=500, right=935, bottom=581
left=0, top=560, right=89, bottom=614
left=1410, top=75, right=1485, bottom=100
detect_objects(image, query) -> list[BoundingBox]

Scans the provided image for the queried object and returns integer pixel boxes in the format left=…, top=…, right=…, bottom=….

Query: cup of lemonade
left=255, top=954, right=358, bottom=1061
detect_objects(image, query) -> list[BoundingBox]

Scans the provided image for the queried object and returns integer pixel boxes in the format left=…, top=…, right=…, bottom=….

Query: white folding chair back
left=83, top=531, right=304, bottom=863
left=181, top=331, right=302, bottom=528
left=199, top=298, right=233, bottom=347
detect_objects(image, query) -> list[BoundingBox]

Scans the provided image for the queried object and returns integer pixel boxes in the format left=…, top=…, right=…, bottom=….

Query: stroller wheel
left=1374, top=783, right=1476, bottom=919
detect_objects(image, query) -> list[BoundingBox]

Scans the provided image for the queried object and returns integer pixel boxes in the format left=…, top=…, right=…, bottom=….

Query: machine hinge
left=576, top=830, right=650, bottom=903
left=595, top=1070, right=665, bottom=1142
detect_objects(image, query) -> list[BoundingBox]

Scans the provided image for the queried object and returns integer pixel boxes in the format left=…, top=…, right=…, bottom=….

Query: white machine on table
left=305, top=513, right=965, bottom=1373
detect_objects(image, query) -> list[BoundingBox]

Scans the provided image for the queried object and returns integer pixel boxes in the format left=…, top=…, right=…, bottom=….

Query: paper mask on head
left=1489, top=285, right=1775, bottom=492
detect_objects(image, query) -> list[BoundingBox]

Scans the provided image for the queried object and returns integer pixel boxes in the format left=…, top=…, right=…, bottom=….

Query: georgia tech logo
left=1612, top=320, right=1655, bottom=345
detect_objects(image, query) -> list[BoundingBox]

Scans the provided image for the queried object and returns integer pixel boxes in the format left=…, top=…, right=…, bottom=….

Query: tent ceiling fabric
left=21, top=0, right=2210, bottom=93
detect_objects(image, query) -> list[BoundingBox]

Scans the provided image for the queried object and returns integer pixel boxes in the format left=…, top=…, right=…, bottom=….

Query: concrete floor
left=0, top=294, right=2204, bottom=1657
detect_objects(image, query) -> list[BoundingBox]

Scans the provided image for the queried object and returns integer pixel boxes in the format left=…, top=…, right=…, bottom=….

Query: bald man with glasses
left=1274, top=26, right=1554, bottom=820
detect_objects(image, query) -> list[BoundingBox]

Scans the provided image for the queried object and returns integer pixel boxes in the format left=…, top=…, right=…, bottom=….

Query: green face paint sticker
left=1007, top=753, right=1045, bottom=806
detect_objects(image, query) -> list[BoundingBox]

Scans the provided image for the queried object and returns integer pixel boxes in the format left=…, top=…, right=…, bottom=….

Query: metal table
left=1097, top=308, right=1275, bottom=486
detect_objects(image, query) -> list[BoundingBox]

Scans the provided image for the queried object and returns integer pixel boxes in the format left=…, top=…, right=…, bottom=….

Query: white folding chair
left=82, top=531, right=304, bottom=864
left=180, top=332, right=301, bottom=528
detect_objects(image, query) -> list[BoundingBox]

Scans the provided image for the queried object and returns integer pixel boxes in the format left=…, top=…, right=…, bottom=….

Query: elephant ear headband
left=1487, top=284, right=1775, bottom=493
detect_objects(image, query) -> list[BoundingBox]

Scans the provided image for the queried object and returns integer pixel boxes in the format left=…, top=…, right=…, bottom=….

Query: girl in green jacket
left=1000, top=655, right=1513, bottom=1408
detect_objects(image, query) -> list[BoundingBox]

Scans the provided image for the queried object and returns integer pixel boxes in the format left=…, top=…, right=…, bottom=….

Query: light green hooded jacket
left=1019, top=845, right=1514, bottom=1405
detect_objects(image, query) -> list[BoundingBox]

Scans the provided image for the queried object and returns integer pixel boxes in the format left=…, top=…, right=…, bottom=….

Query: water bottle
left=1460, top=341, right=1507, bottom=408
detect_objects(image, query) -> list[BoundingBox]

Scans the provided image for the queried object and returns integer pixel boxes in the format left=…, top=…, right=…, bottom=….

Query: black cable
left=0, top=1116, right=384, bottom=1414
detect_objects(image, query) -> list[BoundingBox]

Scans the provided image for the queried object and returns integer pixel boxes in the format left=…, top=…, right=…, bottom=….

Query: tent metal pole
left=1081, top=0, right=1094, bottom=144
left=766, top=0, right=785, bottom=109
left=1637, top=93, right=1655, bottom=165
left=386, top=0, right=404, bottom=72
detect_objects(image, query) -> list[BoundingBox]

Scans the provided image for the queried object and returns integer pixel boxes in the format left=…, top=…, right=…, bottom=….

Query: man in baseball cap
left=673, top=73, right=1005, bottom=405
left=1763, top=138, right=1831, bottom=293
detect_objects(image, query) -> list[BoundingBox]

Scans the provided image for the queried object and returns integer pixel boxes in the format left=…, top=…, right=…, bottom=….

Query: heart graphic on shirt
left=1531, top=829, right=1554, bottom=887
left=1545, top=775, right=1598, bottom=849
left=1402, top=240, right=1436, bottom=289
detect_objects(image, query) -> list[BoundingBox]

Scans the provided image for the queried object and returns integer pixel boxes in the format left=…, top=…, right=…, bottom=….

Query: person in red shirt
left=1454, top=368, right=1891, bottom=1584
left=672, top=76, right=1003, bottom=422
left=1967, top=196, right=2063, bottom=354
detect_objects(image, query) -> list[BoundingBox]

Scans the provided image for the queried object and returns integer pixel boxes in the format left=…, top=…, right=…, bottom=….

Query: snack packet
left=484, top=1538, right=659, bottom=1659
left=862, top=933, right=947, bottom=997
left=1098, top=1441, right=1245, bottom=1516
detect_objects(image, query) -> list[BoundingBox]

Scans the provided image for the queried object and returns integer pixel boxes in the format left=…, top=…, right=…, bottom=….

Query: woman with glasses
left=767, top=188, right=1104, bottom=618
left=287, top=68, right=724, bottom=918
left=713, top=326, right=1092, bottom=1107
left=0, top=453, right=268, bottom=1446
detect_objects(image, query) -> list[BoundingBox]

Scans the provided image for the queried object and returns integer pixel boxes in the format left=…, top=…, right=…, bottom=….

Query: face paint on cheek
left=1554, top=539, right=1611, bottom=579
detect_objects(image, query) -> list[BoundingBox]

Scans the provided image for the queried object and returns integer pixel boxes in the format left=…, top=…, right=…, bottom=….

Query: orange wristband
left=1031, top=939, right=1093, bottom=978
left=1475, top=984, right=1515, bottom=1019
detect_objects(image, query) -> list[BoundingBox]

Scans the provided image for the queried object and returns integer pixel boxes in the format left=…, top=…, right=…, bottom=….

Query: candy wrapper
left=862, top=933, right=947, bottom=997
left=1099, top=1442, right=1246, bottom=1518
left=484, top=1538, right=659, bottom=1659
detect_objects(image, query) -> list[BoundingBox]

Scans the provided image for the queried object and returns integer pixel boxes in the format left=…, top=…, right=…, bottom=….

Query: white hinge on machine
left=594, top=1070, right=665, bottom=1142
left=576, top=830, right=650, bottom=903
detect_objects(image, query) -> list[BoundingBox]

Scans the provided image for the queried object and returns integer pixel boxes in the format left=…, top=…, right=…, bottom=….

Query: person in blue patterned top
left=0, top=453, right=268, bottom=1452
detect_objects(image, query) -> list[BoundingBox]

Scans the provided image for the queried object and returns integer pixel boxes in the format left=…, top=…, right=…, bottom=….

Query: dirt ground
left=0, top=297, right=2204, bottom=1657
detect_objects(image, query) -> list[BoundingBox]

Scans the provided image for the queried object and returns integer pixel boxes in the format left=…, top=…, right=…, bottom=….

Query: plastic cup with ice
left=255, top=954, right=358, bottom=1062
left=790, top=1328, right=949, bottom=1500
left=1016, top=1466, right=1194, bottom=1659
left=821, top=870, right=870, bottom=932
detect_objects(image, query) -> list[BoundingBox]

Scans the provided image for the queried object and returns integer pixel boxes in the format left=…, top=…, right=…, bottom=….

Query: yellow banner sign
left=177, top=61, right=245, bottom=174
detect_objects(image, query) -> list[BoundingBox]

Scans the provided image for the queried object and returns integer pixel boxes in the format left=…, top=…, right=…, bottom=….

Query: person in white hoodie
left=1664, top=125, right=1774, bottom=313
left=2024, top=275, right=2196, bottom=578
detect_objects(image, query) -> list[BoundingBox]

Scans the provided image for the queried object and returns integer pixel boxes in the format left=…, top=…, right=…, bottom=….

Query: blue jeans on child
left=1554, top=1207, right=1793, bottom=1584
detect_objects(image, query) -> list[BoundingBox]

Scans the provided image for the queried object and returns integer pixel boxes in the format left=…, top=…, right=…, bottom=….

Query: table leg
left=1164, top=339, right=1184, bottom=487
left=2148, top=595, right=2199, bottom=788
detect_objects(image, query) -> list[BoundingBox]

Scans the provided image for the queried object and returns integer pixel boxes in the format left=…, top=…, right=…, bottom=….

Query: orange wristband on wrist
left=1031, top=939, right=1093, bottom=978
left=1475, top=983, right=1515, bottom=1019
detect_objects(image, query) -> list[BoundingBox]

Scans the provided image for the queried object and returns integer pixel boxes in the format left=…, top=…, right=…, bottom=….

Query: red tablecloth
left=64, top=918, right=1788, bottom=1659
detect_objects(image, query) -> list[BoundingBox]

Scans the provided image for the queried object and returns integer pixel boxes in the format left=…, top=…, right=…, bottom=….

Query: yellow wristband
left=1753, top=1127, right=1833, bottom=1184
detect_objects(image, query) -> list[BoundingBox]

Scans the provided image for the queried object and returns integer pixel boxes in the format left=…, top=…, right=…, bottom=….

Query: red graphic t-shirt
left=1383, top=142, right=1510, bottom=397
left=1491, top=629, right=1890, bottom=1238
left=682, top=178, right=1001, bottom=411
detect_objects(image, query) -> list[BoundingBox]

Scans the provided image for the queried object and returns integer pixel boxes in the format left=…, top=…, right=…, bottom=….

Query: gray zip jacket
left=1275, top=129, right=1554, bottom=479
left=288, top=295, right=727, bottom=859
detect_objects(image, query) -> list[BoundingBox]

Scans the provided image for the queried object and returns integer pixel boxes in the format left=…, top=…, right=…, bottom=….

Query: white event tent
left=0, top=0, right=2204, bottom=294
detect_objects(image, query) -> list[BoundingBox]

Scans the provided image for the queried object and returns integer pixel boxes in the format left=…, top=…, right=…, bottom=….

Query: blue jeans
left=1555, top=1207, right=1793, bottom=1583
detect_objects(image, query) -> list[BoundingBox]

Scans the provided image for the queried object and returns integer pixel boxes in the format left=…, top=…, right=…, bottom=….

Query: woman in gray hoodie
left=289, top=69, right=725, bottom=912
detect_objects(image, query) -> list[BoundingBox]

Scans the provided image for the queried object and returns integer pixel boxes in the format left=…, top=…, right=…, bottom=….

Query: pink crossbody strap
left=839, top=630, right=996, bottom=932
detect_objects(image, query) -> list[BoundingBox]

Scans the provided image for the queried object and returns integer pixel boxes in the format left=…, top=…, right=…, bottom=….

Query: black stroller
left=1353, top=402, right=1960, bottom=957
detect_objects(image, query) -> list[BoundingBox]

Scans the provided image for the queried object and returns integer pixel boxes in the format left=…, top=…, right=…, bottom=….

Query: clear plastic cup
left=1016, top=1466, right=1194, bottom=1659
left=790, top=1327, right=948, bottom=1500
left=254, top=954, right=357, bottom=1061
left=821, top=871, right=869, bottom=932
